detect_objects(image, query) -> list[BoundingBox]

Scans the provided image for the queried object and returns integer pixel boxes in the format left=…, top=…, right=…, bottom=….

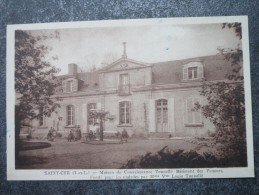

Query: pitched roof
left=152, top=54, right=234, bottom=84
left=57, top=71, right=99, bottom=92
left=77, top=72, right=99, bottom=91
left=58, top=54, right=238, bottom=93
left=99, top=57, right=151, bottom=72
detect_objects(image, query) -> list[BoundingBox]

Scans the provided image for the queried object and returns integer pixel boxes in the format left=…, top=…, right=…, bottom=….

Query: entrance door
left=156, top=99, right=168, bottom=132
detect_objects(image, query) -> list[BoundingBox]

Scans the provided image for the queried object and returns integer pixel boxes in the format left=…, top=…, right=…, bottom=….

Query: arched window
left=119, top=101, right=131, bottom=124
left=67, top=105, right=75, bottom=126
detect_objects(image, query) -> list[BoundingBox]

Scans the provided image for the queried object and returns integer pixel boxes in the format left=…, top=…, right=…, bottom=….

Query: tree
left=15, top=30, right=61, bottom=158
left=196, top=23, right=246, bottom=166
left=100, top=52, right=118, bottom=68
left=89, top=111, right=113, bottom=141
left=81, top=52, right=119, bottom=72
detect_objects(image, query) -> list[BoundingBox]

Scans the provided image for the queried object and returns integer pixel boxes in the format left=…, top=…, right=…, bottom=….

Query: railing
left=118, top=84, right=131, bottom=95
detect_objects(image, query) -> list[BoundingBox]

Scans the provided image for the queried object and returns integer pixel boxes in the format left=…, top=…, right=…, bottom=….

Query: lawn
left=16, top=138, right=214, bottom=169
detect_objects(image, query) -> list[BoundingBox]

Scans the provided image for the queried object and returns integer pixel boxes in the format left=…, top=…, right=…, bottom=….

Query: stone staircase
left=149, top=132, right=173, bottom=139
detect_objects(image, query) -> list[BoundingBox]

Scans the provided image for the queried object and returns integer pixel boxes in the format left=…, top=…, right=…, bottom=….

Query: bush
left=20, top=141, right=51, bottom=151
left=122, top=129, right=129, bottom=138
left=56, top=132, right=62, bottom=138
left=121, top=146, right=247, bottom=169
left=26, top=134, right=32, bottom=140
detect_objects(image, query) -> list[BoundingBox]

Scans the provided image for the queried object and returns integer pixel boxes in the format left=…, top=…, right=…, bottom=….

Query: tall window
left=88, top=103, right=97, bottom=125
left=67, top=105, right=75, bottom=126
left=156, top=99, right=168, bottom=132
left=185, top=97, right=202, bottom=125
left=67, top=80, right=73, bottom=92
left=120, top=74, right=129, bottom=86
left=39, top=108, right=46, bottom=127
left=188, top=67, right=198, bottom=79
left=119, top=101, right=131, bottom=124
left=119, top=74, right=130, bottom=95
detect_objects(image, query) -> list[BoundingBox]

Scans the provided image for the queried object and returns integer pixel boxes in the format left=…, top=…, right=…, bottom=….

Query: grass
left=16, top=138, right=216, bottom=169
left=19, top=141, right=51, bottom=151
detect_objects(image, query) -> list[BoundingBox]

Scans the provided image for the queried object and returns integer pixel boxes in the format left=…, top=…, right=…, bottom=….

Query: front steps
left=149, top=132, right=173, bottom=139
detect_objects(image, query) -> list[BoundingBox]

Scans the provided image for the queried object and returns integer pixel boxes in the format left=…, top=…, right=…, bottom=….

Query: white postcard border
left=6, top=16, right=254, bottom=180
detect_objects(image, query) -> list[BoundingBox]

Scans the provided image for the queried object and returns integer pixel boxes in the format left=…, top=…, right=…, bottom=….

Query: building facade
left=32, top=45, right=234, bottom=138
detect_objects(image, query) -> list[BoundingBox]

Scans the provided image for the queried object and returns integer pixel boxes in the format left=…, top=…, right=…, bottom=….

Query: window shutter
left=149, top=99, right=156, bottom=132
left=193, top=97, right=202, bottom=124
left=129, top=101, right=131, bottom=124
left=73, top=80, right=78, bottom=92
left=82, top=104, right=87, bottom=133
left=187, top=98, right=193, bottom=124
left=97, top=102, right=102, bottom=112
left=198, top=65, right=204, bottom=79
left=44, top=116, right=47, bottom=127
left=183, top=100, right=187, bottom=125
left=66, top=106, right=68, bottom=126
left=67, top=81, right=70, bottom=92
left=183, top=67, right=188, bottom=80
left=168, top=98, right=175, bottom=132
left=119, top=102, right=122, bottom=124
left=75, top=105, right=78, bottom=126
left=62, top=80, right=66, bottom=93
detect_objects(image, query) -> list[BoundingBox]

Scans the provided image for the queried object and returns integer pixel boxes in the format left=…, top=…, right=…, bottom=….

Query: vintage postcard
left=7, top=16, right=254, bottom=180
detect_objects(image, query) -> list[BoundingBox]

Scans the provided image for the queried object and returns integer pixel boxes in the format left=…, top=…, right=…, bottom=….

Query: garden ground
left=16, top=138, right=215, bottom=169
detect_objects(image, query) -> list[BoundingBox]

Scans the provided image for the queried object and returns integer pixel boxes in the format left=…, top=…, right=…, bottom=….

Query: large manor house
left=32, top=43, right=234, bottom=138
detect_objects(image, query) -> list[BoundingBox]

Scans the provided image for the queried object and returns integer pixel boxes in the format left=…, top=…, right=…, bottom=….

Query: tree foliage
left=90, top=110, right=116, bottom=141
left=90, top=110, right=110, bottom=141
left=15, top=30, right=61, bottom=129
left=196, top=23, right=246, bottom=162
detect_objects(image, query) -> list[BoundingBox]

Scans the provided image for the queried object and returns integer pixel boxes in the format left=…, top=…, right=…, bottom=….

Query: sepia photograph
left=7, top=17, right=254, bottom=180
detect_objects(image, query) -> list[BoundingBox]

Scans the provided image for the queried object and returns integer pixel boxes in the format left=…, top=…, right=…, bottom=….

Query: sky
left=31, top=23, right=241, bottom=75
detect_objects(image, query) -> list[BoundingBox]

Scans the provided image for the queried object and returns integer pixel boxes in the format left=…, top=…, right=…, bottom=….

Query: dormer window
left=188, top=67, right=198, bottom=79
left=62, top=78, right=78, bottom=93
left=67, top=80, right=73, bottom=92
left=183, top=62, right=204, bottom=81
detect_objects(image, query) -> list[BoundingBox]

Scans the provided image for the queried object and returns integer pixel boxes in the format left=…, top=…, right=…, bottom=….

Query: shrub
left=56, top=132, right=62, bottom=138
left=122, top=129, right=129, bottom=139
left=26, top=133, right=32, bottom=140
left=121, top=146, right=247, bottom=169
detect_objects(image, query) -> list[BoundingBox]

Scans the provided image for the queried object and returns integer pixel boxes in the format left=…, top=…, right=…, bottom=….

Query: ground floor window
left=39, top=108, right=46, bottom=127
left=88, top=103, right=97, bottom=125
left=186, top=97, right=202, bottom=125
left=119, top=101, right=131, bottom=124
left=156, top=99, right=168, bottom=132
left=67, top=105, right=75, bottom=126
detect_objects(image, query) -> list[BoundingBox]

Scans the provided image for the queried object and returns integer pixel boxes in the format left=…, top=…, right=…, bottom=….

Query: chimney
left=68, top=63, right=78, bottom=75
left=122, top=42, right=127, bottom=58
